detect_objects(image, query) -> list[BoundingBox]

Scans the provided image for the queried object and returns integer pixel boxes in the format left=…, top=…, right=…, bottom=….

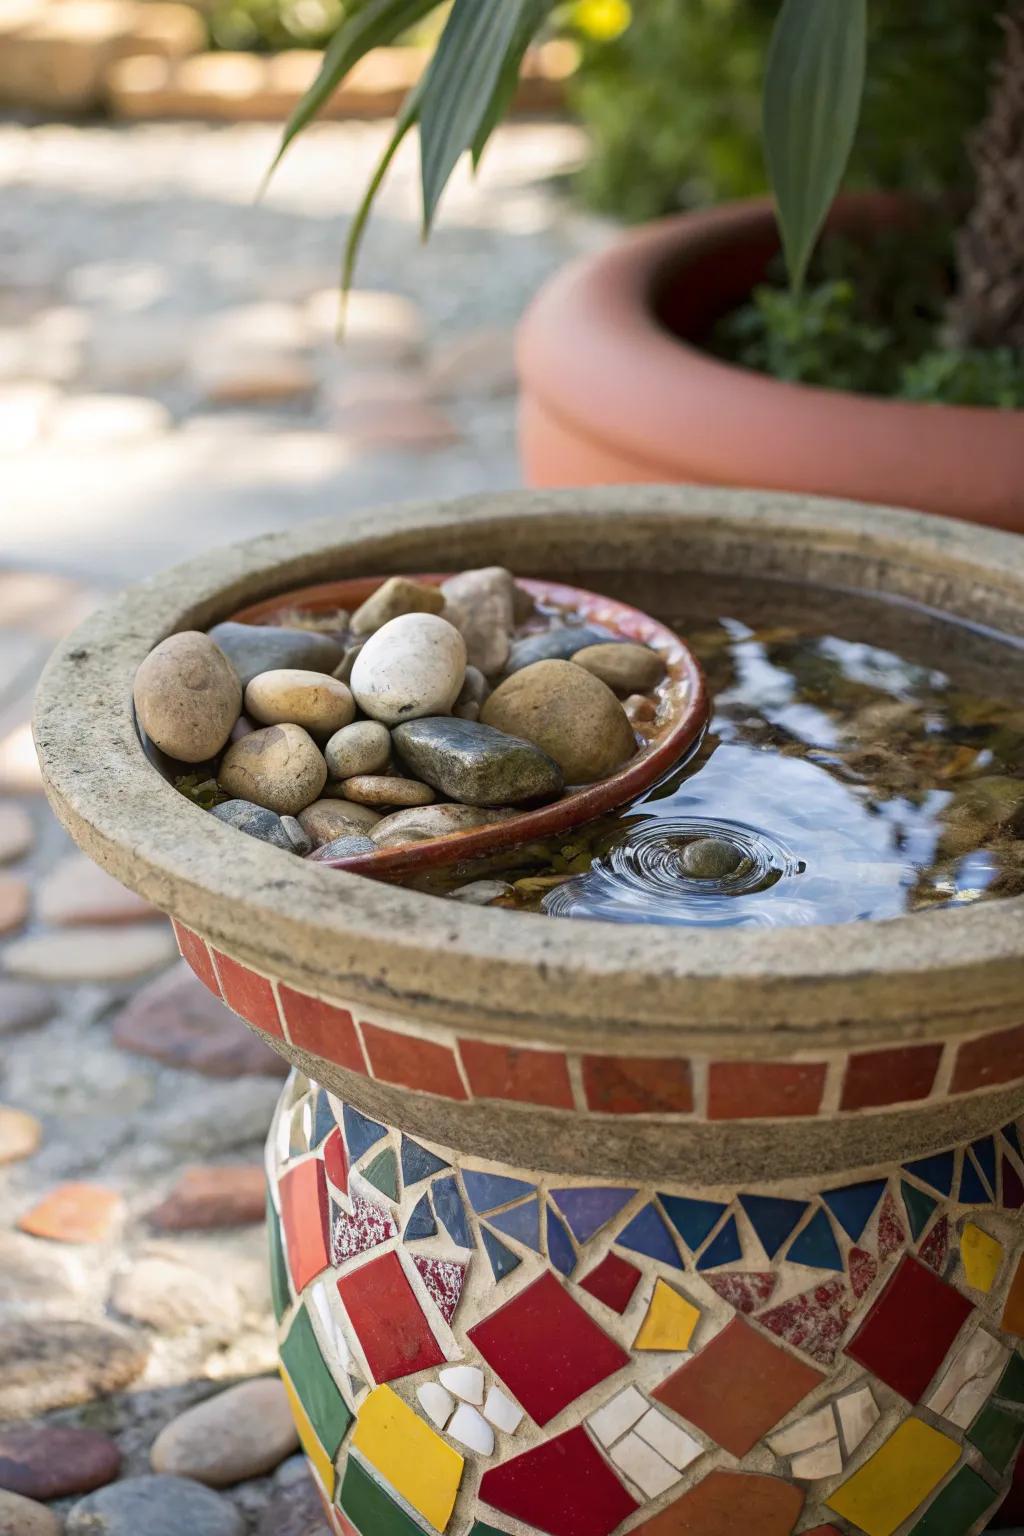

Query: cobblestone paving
left=0, top=118, right=602, bottom=1531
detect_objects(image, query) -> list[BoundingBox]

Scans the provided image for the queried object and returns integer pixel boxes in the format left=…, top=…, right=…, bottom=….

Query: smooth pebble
left=324, top=720, right=391, bottom=779
left=150, top=1378, right=298, bottom=1487
left=370, top=804, right=515, bottom=848
left=350, top=613, right=466, bottom=726
left=572, top=640, right=665, bottom=694
left=133, top=632, right=241, bottom=763
left=393, top=717, right=562, bottom=807
left=297, top=799, right=380, bottom=847
left=340, top=775, right=435, bottom=808
left=66, top=1474, right=245, bottom=1536
left=244, top=669, right=355, bottom=740
left=207, top=622, right=344, bottom=687
left=481, top=659, right=636, bottom=783
left=218, top=725, right=326, bottom=817
left=350, top=576, right=446, bottom=635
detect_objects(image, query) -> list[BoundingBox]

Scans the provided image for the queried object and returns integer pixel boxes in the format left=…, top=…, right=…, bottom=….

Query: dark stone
left=67, top=1475, right=244, bottom=1536
left=113, top=963, right=288, bottom=1078
left=210, top=800, right=306, bottom=853
left=392, top=717, right=563, bottom=807
left=0, top=1424, right=121, bottom=1501
left=258, top=1461, right=332, bottom=1536
left=0, top=1320, right=147, bottom=1420
left=207, top=623, right=345, bottom=688
left=505, top=625, right=613, bottom=674
left=308, top=834, right=377, bottom=862
left=681, top=838, right=748, bottom=879
left=148, top=1165, right=267, bottom=1231
left=0, top=980, right=54, bottom=1037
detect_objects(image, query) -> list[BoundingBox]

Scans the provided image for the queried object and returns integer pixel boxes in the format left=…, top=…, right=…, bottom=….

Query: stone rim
left=33, top=485, right=1024, bottom=1052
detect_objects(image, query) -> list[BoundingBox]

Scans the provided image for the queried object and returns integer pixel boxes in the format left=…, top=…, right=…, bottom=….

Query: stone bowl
left=34, top=488, right=1024, bottom=1536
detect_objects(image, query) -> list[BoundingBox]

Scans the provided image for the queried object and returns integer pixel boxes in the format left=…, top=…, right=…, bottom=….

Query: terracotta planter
left=34, top=487, right=1024, bottom=1536
left=517, top=196, right=1024, bottom=532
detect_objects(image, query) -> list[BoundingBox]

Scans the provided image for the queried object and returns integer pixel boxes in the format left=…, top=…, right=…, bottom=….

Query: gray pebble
left=67, top=1474, right=244, bottom=1536
left=449, top=880, right=512, bottom=906
left=208, top=623, right=344, bottom=688
left=681, top=837, right=747, bottom=879
left=211, top=800, right=303, bottom=853
left=308, top=834, right=378, bottom=861
left=505, top=624, right=614, bottom=674
left=393, top=717, right=562, bottom=807
left=280, top=816, right=313, bottom=854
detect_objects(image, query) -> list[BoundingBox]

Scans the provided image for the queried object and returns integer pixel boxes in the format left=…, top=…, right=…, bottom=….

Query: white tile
left=448, top=1403, right=494, bottom=1456
left=927, top=1328, right=1009, bottom=1429
left=484, top=1385, right=523, bottom=1434
left=418, top=1382, right=455, bottom=1430
left=767, top=1404, right=836, bottom=1457
left=791, top=1438, right=843, bottom=1480
left=610, top=1433, right=679, bottom=1499
left=633, top=1408, right=702, bottom=1471
left=836, top=1385, right=879, bottom=1455
left=440, top=1365, right=485, bottom=1404
left=588, top=1385, right=648, bottom=1448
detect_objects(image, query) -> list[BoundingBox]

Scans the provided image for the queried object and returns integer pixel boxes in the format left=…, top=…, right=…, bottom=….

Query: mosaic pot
left=34, top=487, right=1024, bottom=1536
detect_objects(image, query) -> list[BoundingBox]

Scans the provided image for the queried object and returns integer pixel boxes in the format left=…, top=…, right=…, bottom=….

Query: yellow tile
left=827, top=1418, right=960, bottom=1536
left=961, top=1222, right=1003, bottom=1294
left=281, top=1368, right=336, bottom=1500
left=352, top=1384, right=463, bottom=1532
left=633, top=1278, right=700, bottom=1351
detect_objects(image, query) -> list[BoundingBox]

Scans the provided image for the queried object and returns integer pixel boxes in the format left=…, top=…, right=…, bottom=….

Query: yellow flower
left=573, top=0, right=631, bottom=43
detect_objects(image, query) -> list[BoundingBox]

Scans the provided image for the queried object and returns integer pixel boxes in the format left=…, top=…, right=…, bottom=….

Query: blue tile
left=788, top=1209, right=843, bottom=1271
left=403, top=1193, right=436, bottom=1242
left=960, top=1155, right=994, bottom=1206
left=739, top=1194, right=808, bottom=1259
left=1004, top=1123, right=1023, bottom=1161
left=343, top=1104, right=386, bottom=1163
left=696, top=1215, right=742, bottom=1271
left=550, top=1187, right=635, bottom=1245
left=547, top=1210, right=577, bottom=1277
left=901, top=1179, right=937, bottom=1242
left=481, top=1227, right=521, bottom=1282
left=311, top=1092, right=336, bottom=1148
left=971, top=1137, right=997, bottom=1195
left=400, top=1135, right=449, bottom=1187
left=903, top=1151, right=955, bottom=1197
left=433, top=1175, right=475, bottom=1249
left=660, top=1194, right=728, bottom=1254
left=616, top=1203, right=683, bottom=1270
left=488, top=1198, right=541, bottom=1253
left=822, top=1179, right=887, bottom=1241
left=462, top=1170, right=535, bottom=1214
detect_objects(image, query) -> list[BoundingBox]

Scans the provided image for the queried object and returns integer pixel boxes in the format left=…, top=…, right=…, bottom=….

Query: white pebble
left=351, top=614, right=466, bottom=726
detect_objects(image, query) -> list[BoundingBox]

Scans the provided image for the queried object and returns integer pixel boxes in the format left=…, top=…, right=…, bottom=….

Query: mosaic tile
left=876, top=1191, right=906, bottom=1260
left=331, top=1196, right=397, bottom=1267
left=632, top=1470, right=804, bottom=1536
left=440, top=1365, right=484, bottom=1403
left=927, top=1328, right=1009, bottom=1428
left=581, top=1055, right=693, bottom=1115
left=836, top=1384, right=879, bottom=1455
left=400, top=1136, right=449, bottom=1187
left=653, top=1315, right=823, bottom=1457
left=469, top=1526, right=508, bottom=1536
left=350, top=1385, right=464, bottom=1532
left=312, top=1092, right=337, bottom=1147
left=481, top=1228, right=520, bottom=1282
left=448, top=1401, right=495, bottom=1455
left=908, top=1465, right=999, bottom=1535
left=900, top=1180, right=937, bottom=1242
left=459, top=1039, right=575, bottom=1110
left=968, top=1400, right=1024, bottom=1471
left=362, top=1147, right=399, bottom=1203
left=610, top=1431, right=679, bottom=1498
left=280, top=1306, right=354, bottom=1461
left=759, top=1279, right=853, bottom=1367
left=846, top=1256, right=974, bottom=1403
left=468, top=1271, right=630, bottom=1427
left=433, top=1175, right=474, bottom=1250
left=918, top=1217, right=949, bottom=1275
left=337, top=1252, right=446, bottom=1382
left=823, top=1179, right=887, bottom=1242
left=739, top=1194, right=808, bottom=1259
left=212, top=952, right=283, bottom=1038
left=462, top=1171, right=535, bottom=1214
left=960, top=1154, right=993, bottom=1206
left=548, top=1210, right=577, bottom=1277
left=589, top=1385, right=647, bottom=1447
left=1003, top=1156, right=1024, bottom=1209
left=951, top=1021, right=1024, bottom=1094
left=695, top=1214, right=743, bottom=1270
left=268, top=1195, right=290, bottom=1322
left=413, top=1256, right=466, bottom=1327
left=849, top=1247, right=879, bottom=1298
left=279, top=1159, right=331, bottom=1293
left=792, top=1438, right=843, bottom=1480
left=1003, top=1256, right=1024, bottom=1336
left=488, top=1198, right=541, bottom=1253
left=324, top=1127, right=349, bottom=1195
left=404, top=1193, right=436, bottom=1241
left=1006, top=1121, right=1024, bottom=1160
left=484, top=1386, right=523, bottom=1434
left=551, top=1187, right=635, bottom=1244
left=826, top=1418, right=960, bottom=1536
left=840, top=1044, right=942, bottom=1111
left=996, top=1350, right=1024, bottom=1406
left=903, top=1151, right=956, bottom=1197
left=617, top=1203, right=683, bottom=1270
left=972, top=1135, right=998, bottom=1192
left=173, top=922, right=220, bottom=994
left=309, top=1279, right=355, bottom=1380
left=634, top=1408, right=702, bottom=1473
left=281, top=1370, right=338, bottom=1500
left=361, top=1022, right=468, bottom=1101
left=788, top=1210, right=843, bottom=1272
left=579, top=1252, right=642, bottom=1314
left=633, top=1279, right=700, bottom=1351
left=708, top=1060, right=827, bottom=1120
left=961, top=1222, right=1003, bottom=1293
left=767, top=1403, right=835, bottom=1460
left=704, top=1270, right=778, bottom=1314
left=660, top=1194, right=728, bottom=1253
left=278, top=986, right=366, bottom=1073
left=418, top=1382, right=455, bottom=1429
left=343, top=1105, right=386, bottom=1164
left=479, top=1426, right=638, bottom=1536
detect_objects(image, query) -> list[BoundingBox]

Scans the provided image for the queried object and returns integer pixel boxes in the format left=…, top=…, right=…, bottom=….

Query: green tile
left=280, top=1304, right=353, bottom=1457
left=470, top=1526, right=510, bottom=1536
left=910, top=1466, right=999, bottom=1534
left=267, top=1193, right=290, bottom=1322
left=967, top=1401, right=1024, bottom=1473
left=340, top=1455, right=423, bottom=1536
left=362, top=1146, right=399, bottom=1203
left=996, top=1350, right=1024, bottom=1407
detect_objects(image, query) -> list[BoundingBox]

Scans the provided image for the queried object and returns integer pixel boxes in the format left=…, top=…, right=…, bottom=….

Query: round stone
left=0, top=1490, right=60, bottom=1536
left=340, top=776, right=435, bottom=808
left=481, top=659, right=636, bottom=784
left=279, top=816, right=313, bottom=854
left=307, top=834, right=378, bottom=862
left=211, top=800, right=303, bottom=853
left=681, top=838, right=747, bottom=879
left=0, top=1320, right=147, bottom=1420
left=392, top=718, right=563, bottom=807
left=218, top=725, right=327, bottom=816
left=0, top=981, right=53, bottom=1037
left=449, top=880, right=512, bottom=906
left=0, top=1106, right=41, bottom=1165
left=67, top=1475, right=244, bottom=1536
left=453, top=665, right=491, bottom=722
left=133, top=631, right=242, bottom=764
left=439, top=566, right=517, bottom=675
left=0, top=803, right=33, bottom=865
left=350, top=614, right=467, bottom=726
left=297, top=799, right=381, bottom=847
left=150, top=1378, right=298, bottom=1487
left=505, top=624, right=613, bottom=674
left=350, top=576, right=445, bottom=636
left=324, top=720, right=391, bottom=779
left=0, top=1424, right=121, bottom=1500
left=244, top=670, right=355, bottom=741
left=148, top=1165, right=266, bottom=1231
left=572, top=641, right=665, bottom=694
left=370, top=804, right=516, bottom=848
left=207, top=622, right=344, bottom=688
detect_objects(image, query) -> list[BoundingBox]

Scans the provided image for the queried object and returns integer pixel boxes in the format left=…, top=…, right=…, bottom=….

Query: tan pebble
left=0, top=874, right=28, bottom=936
left=3, top=925, right=177, bottom=982
left=624, top=692, right=658, bottom=724
left=0, top=1488, right=61, bottom=1536
left=0, top=1106, right=42, bottom=1166
left=150, top=1377, right=298, bottom=1487
left=440, top=567, right=516, bottom=675
left=370, top=804, right=515, bottom=848
left=37, top=852, right=156, bottom=927
left=572, top=641, right=665, bottom=694
left=297, top=798, right=381, bottom=847
left=324, top=720, right=391, bottom=779
left=341, top=775, right=435, bottom=808
left=0, top=803, right=33, bottom=864
left=244, top=669, right=355, bottom=740
left=133, top=631, right=242, bottom=763
left=218, top=724, right=326, bottom=816
left=351, top=576, right=445, bottom=635
left=481, top=659, right=636, bottom=783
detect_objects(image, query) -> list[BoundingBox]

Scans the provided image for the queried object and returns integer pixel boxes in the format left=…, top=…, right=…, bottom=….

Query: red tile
left=578, top=1252, right=642, bottom=1314
left=278, top=1159, right=331, bottom=1293
left=459, top=1038, right=574, bottom=1110
left=918, top=1218, right=949, bottom=1275
left=336, top=1250, right=444, bottom=1382
left=634, top=1471, right=804, bottom=1536
left=581, top=1055, right=693, bottom=1114
left=323, top=1127, right=348, bottom=1195
left=278, top=985, right=367, bottom=1073
left=1003, top=1256, right=1024, bottom=1337
left=704, top=1271, right=778, bottom=1315
left=849, top=1247, right=879, bottom=1297
left=877, top=1190, right=906, bottom=1260
left=480, top=1426, right=638, bottom=1536
left=845, top=1255, right=974, bottom=1402
left=952, top=1024, right=1024, bottom=1094
left=361, top=1022, right=467, bottom=1100
left=211, top=951, right=283, bottom=1038
left=708, top=1061, right=826, bottom=1119
left=840, top=1043, right=943, bottom=1111
left=172, top=921, right=220, bottom=996
left=412, top=1255, right=466, bottom=1326
left=653, top=1316, right=824, bottom=1457
left=1004, top=1157, right=1024, bottom=1210
left=758, top=1279, right=853, bottom=1367
left=331, top=1196, right=396, bottom=1267
left=468, top=1270, right=630, bottom=1427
